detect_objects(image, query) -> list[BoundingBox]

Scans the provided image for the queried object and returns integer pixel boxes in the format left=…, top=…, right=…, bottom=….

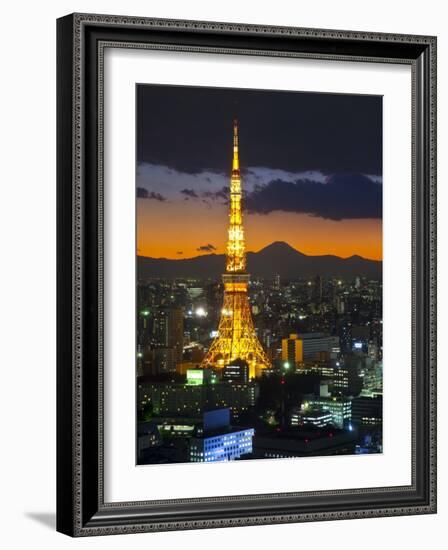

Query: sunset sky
left=136, top=85, right=382, bottom=261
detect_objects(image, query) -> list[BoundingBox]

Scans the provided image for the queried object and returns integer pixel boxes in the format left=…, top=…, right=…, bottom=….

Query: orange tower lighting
left=201, top=119, right=271, bottom=379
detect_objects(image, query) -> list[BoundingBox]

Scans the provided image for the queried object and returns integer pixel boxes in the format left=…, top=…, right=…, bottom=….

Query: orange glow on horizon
left=137, top=200, right=382, bottom=262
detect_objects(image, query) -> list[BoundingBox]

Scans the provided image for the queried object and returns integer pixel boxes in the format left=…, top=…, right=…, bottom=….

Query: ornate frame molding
left=57, top=13, right=437, bottom=537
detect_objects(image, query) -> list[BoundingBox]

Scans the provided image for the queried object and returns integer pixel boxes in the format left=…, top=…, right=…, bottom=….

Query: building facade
left=302, top=396, right=352, bottom=429
left=153, top=306, right=184, bottom=365
left=138, top=379, right=259, bottom=420
left=189, top=409, right=254, bottom=462
left=282, top=333, right=340, bottom=366
left=190, top=428, right=254, bottom=462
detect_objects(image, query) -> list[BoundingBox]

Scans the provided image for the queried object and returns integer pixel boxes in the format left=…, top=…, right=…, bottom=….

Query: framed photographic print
left=57, top=13, right=437, bottom=536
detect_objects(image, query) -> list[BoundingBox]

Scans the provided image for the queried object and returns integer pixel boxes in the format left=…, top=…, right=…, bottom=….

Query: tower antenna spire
left=227, top=118, right=244, bottom=273
left=232, top=118, right=239, bottom=171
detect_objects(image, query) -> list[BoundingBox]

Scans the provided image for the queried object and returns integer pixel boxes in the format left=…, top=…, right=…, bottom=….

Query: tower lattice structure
left=201, top=120, right=271, bottom=379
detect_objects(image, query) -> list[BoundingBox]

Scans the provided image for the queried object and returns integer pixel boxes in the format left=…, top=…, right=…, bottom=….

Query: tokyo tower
left=201, top=119, right=271, bottom=379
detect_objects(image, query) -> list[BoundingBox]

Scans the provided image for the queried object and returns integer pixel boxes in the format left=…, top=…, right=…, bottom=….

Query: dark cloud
left=180, top=188, right=199, bottom=199
left=202, top=186, right=229, bottom=202
left=137, top=85, right=382, bottom=175
left=176, top=251, right=183, bottom=255
left=180, top=186, right=229, bottom=204
left=244, top=174, right=381, bottom=220
left=197, top=244, right=217, bottom=252
left=137, top=187, right=167, bottom=201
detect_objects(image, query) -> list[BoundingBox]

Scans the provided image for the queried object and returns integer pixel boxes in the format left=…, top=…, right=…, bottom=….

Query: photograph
left=52, top=8, right=436, bottom=538
left=135, top=84, right=383, bottom=466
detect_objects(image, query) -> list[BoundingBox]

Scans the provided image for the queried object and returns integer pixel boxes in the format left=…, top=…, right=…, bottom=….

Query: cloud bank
left=244, top=174, right=382, bottom=220
left=137, top=163, right=382, bottom=220
left=136, top=187, right=167, bottom=201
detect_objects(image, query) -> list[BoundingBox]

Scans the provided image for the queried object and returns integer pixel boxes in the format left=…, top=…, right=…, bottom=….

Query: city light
left=195, top=307, right=207, bottom=317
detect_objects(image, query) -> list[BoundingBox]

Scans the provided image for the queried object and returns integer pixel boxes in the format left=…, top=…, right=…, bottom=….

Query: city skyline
left=137, top=84, right=383, bottom=261
left=136, top=85, right=383, bottom=466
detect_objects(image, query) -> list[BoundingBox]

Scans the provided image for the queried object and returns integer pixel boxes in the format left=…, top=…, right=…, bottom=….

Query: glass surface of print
left=136, top=84, right=383, bottom=466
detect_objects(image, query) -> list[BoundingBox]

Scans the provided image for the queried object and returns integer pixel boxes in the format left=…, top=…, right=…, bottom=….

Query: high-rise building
left=282, top=333, right=340, bottom=365
left=274, top=274, right=281, bottom=290
left=153, top=306, right=184, bottom=364
left=281, top=334, right=303, bottom=367
left=335, top=295, right=345, bottom=314
left=137, top=307, right=152, bottom=347
left=313, top=275, right=323, bottom=306
left=201, top=120, right=271, bottom=378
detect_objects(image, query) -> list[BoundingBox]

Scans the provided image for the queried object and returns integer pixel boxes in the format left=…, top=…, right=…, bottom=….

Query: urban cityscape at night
left=136, top=84, right=382, bottom=465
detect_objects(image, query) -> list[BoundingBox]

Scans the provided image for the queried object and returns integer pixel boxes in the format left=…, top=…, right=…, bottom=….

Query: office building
left=282, top=333, right=340, bottom=365
left=189, top=409, right=254, bottom=462
left=281, top=334, right=303, bottom=367
left=302, top=396, right=352, bottom=429
left=290, top=408, right=333, bottom=428
left=153, top=306, right=184, bottom=364
left=351, top=395, right=383, bottom=426
left=222, top=362, right=249, bottom=383
left=138, top=379, right=259, bottom=419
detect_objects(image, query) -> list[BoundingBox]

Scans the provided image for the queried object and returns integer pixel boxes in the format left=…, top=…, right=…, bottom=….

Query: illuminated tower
left=201, top=119, right=271, bottom=378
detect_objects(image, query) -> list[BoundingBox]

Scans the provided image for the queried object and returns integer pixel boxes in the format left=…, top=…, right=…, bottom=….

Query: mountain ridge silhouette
left=137, top=241, right=382, bottom=280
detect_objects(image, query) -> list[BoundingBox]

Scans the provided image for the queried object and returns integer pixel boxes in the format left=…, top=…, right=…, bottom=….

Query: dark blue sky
left=137, top=84, right=382, bottom=176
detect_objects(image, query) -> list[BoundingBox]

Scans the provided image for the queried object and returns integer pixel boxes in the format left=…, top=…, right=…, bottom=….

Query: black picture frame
left=57, top=13, right=437, bottom=536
